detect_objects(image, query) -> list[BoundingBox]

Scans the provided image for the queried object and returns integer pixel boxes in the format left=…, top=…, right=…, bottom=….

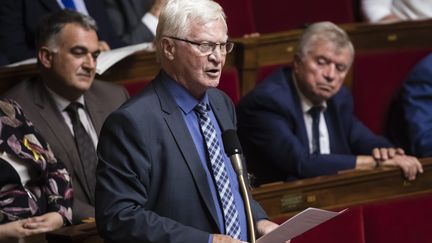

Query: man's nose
left=83, top=53, right=96, bottom=69
left=323, top=64, right=336, bottom=82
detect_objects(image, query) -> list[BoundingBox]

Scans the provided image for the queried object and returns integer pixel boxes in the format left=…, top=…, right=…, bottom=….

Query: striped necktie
left=195, top=101, right=242, bottom=239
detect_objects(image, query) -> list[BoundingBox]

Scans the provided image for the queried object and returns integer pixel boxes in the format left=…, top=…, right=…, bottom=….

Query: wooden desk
left=44, top=158, right=432, bottom=242
left=252, top=157, right=432, bottom=220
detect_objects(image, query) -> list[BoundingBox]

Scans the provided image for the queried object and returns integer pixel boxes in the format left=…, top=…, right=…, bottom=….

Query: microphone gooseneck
left=222, top=129, right=256, bottom=243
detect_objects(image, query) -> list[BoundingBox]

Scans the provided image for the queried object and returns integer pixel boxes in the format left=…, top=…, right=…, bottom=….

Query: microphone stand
left=231, top=153, right=256, bottom=243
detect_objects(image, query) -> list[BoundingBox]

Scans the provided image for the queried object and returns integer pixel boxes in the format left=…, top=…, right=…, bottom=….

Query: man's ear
left=161, top=38, right=175, bottom=60
left=293, top=54, right=301, bottom=73
left=38, top=47, right=54, bottom=68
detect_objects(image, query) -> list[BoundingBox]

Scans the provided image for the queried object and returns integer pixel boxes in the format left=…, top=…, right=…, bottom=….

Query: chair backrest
left=218, top=67, right=241, bottom=105
left=215, top=0, right=256, bottom=38
left=351, top=49, right=431, bottom=134
left=251, top=0, right=355, bottom=34
left=122, top=80, right=151, bottom=96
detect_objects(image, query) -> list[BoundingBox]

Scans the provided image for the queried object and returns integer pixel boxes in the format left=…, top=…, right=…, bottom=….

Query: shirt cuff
left=141, top=13, right=158, bottom=36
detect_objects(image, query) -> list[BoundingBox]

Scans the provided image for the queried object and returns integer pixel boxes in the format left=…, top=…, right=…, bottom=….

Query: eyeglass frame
left=164, top=36, right=234, bottom=55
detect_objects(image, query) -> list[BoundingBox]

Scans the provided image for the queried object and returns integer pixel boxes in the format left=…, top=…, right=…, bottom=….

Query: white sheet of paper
left=5, top=58, right=37, bottom=67
left=257, top=207, right=347, bottom=243
left=96, top=42, right=154, bottom=75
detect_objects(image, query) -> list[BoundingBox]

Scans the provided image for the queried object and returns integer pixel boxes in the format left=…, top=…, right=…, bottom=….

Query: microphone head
left=222, top=129, right=242, bottom=156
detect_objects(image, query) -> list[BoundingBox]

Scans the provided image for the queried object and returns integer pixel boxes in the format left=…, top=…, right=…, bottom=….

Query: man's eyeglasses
left=165, top=36, right=234, bottom=55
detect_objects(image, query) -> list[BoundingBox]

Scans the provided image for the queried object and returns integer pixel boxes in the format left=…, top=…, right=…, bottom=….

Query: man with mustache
left=237, top=21, right=422, bottom=186
left=2, top=10, right=129, bottom=223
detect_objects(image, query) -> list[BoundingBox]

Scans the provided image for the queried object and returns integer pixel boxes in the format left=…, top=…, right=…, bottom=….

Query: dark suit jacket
left=0, top=0, right=124, bottom=63
left=95, top=71, right=267, bottom=243
left=390, top=53, right=432, bottom=157
left=237, top=67, right=393, bottom=185
left=104, top=0, right=155, bottom=45
left=2, top=77, right=129, bottom=223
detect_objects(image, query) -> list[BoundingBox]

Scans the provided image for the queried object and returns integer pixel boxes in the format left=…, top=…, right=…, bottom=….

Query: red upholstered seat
left=251, top=0, right=355, bottom=34
left=363, top=194, right=432, bottom=243
left=218, top=67, right=241, bottom=105
left=215, top=0, right=256, bottom=38
left=272, top=207, right=365, bottom=243
left=123, top=80, right=150, bottom=96
left=351, top=49, right=431, bottom=134
left=257, top=64, right=288, bottom=85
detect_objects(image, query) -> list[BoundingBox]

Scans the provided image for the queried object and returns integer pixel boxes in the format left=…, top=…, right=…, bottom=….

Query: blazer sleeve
left=95, top=109, right=210, bottom=243
left=401, top=78, right=432, bottom=157
left=0, top=1, right=35, bottom=62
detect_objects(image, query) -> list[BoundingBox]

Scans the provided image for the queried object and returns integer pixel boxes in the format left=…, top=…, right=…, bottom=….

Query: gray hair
left=155, top=0, right=227, bottom=49
left=35, top=9, right=98, bottom=50
left=295, top=21, right=354, bottom=64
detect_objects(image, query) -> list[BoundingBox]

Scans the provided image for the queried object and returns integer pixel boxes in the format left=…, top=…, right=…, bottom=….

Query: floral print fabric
left=0, top=99, right=73, bottom=224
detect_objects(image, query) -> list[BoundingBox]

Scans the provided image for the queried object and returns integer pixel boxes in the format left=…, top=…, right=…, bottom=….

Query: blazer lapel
left=286, top=74, right=310, bottom=151
left=33, top=80, right=93, bottom=199
left=84, top=89, right=105, bottom=134
left=153, top=75, right=220, bottom=230
left=208, top=90, right=235, bottom=133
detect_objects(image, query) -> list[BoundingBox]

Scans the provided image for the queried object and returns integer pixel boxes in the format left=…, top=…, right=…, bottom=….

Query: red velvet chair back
left=363, top=194, right=432, bottom=243
left=215, top=0, right=256, bottom=38
left=218, top=67, right=241, bottom=105
left=351, top=49, right=431, bottom=134
left=251, top=0, right=355, bottom=34
left=123, top=80, right=151, bottom=96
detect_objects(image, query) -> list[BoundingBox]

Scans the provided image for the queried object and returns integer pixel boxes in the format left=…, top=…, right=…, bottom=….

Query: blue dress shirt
left=162, top=72, right=247, bottom=241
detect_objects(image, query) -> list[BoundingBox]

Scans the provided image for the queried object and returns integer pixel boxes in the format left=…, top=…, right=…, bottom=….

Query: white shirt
left=0, top=152, right=34, bottom=186
left=293, top=77, right=330, bottom=154
left=46, top=87, right=98, bottom=149
left=362, top=0, right=432, bottom=22
left=142, top=13, right=158, bottom=36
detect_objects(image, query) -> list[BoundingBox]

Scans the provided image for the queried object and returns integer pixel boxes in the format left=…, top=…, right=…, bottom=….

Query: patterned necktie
left=61, top=0, right=77, bottom=10
left=309, top=106, right=323, bottom=154
left=195, top=102, right=241, bottom=239
left=65, top=102, right=96, bottom=203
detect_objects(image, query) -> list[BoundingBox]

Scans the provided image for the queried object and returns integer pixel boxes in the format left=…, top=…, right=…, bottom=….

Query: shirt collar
left=162, top=70, right=209, bottom=114
left=45, top=84, right=85, bottom=112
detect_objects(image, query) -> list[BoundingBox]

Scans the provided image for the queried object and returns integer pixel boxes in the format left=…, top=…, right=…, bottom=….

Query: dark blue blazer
left=95, top=71, right=267, bottom=243
left=0, top=0, right=124, bottom=63
left=237, top=67, right=392, bottom=185
left=391, top=53, right=432, bottom=157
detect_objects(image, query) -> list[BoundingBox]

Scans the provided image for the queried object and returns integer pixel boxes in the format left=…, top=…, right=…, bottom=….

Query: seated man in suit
left=95, top=0, right=278, bottom=242
left=237, top=21, right=423, bottom=186
left=390, top=53, right=432, bottom=157
left=0, top=0, right=124, bottom=63
left=2, top=10, right=129, bottom=223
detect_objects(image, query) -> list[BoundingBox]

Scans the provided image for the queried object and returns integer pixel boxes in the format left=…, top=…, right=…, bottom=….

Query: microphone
left=222, top=129, right=256, bottom=243
left=222, top=129, right=244, bottom=176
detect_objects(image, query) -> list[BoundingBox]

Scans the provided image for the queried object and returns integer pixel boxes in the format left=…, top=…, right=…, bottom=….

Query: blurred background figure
left=0, top=0, right=124, bottom=64
left=362, top=0, right=432, bottom=23
left=389, top=53, right=432, bottom=157
left=104, top=0, right=170, bottom=45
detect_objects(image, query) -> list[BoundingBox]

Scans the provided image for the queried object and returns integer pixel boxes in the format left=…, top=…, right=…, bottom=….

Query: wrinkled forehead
left=307, top=40, right=353, bottom=63
left=187, top=18, right=228, bottom=40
